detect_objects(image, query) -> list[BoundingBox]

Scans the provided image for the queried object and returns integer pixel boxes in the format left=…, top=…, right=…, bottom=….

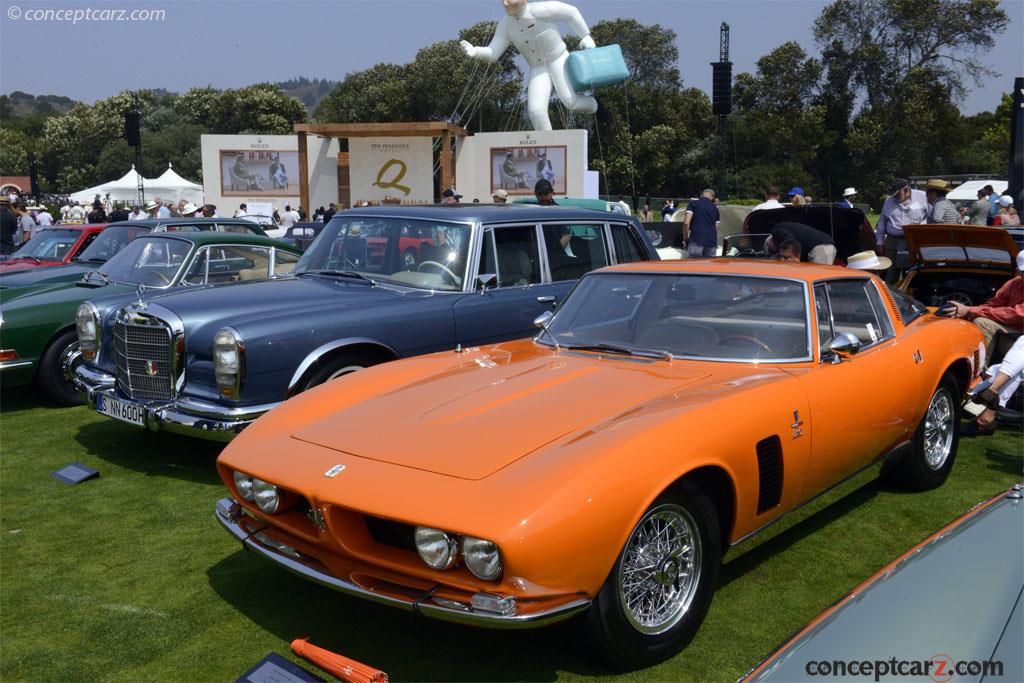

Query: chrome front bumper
left=215, top=498, right=592, bottom=629
left=75, top=365, right=279, bottom=442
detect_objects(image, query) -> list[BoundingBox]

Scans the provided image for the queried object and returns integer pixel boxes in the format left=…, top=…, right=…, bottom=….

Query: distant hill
left=276, top=77, right=337, bottom=114
left=1, top=91, right=77, bottom=118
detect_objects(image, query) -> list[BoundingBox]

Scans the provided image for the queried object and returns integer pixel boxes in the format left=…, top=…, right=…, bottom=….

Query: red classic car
left=0, top=225, right=106, bottom=273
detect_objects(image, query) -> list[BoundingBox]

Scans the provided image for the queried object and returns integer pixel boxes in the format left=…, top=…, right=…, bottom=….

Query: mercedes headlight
left=462, top=536, right=503, bottom=581
left=414, top=527, right=459, bottom=570
left=233, top=471, right=254, bottom=501
left=213, top=327, right=244, bottom=399
left=76, top=303, right=100, bottom=361
left=251, top=478, right=280, bottom=514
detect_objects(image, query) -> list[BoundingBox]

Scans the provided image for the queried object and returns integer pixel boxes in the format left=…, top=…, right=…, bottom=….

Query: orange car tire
left=583, top=480, right=721, bottom=669
left=888, top=374, right=961, bottom=492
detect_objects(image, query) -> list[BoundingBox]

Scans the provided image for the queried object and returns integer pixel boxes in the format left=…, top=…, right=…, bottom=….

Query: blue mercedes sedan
left=74, top=205, right=657, bottom=440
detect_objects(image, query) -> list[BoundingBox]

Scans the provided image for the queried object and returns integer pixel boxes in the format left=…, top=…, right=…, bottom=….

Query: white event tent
left=68, top=164, right=203, bottom=206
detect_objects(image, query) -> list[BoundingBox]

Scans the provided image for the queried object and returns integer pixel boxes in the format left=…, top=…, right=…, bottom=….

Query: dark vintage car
left=75, top=206, right=657, bottom=440
left=744, top=483, right=1023, bottom=681
left=900, top=223, right=1020, bottom=306
left=279, top=222, right=327, bottom=252
left=0, top=224, right=106, bottom=273
left=734, top=205, right=876, bottom=263
left=0, top=218, right=266, bottom=299
left=0, top=232, right=300, bottom=404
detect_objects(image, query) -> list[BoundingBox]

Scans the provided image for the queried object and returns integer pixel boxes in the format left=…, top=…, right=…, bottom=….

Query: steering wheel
left=146, top=271, right=172, bottom=286
left=417, top=260, right=458, bottom=284
left=719, top=335, right=774, bottom=354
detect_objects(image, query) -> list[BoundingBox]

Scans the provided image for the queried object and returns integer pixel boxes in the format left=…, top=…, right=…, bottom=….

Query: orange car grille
left=364, top=516, right=416, bottom=553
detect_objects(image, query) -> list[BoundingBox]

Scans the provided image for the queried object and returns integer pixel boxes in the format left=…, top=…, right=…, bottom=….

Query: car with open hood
left=744, top=482, right=1023, bottom=682
left=74, top=206, right=656, bottom=440
left=0, top=218, right=266, bottom=300
left=213, top=259, right=984, bottom=669
left=732, top=205, right=876, bottom=263
left=0, top=231, right=299, bottom=405
left=899, top=223, right=1020, bottom=306
left=0, top=224, right=106, bottom=273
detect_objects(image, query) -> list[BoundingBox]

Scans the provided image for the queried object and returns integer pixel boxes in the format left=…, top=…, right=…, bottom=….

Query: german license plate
left=96, top=395, right=145, bottom=427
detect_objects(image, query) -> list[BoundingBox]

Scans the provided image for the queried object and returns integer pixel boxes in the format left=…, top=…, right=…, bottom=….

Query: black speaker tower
left=711, top=23, right=732, bottom=198
left=123, top=93, right=145, bottom=204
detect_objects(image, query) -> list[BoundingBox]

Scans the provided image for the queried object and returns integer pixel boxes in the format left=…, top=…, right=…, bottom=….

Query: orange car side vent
left=756, top=436, right=784, bottom=514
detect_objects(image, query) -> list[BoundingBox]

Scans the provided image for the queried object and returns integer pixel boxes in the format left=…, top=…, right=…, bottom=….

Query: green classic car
left=0, top=218, right=267, bottom=302
left=0, top=231, right=300, bottom=405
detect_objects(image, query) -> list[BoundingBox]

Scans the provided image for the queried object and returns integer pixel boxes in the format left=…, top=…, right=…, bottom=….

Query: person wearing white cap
left=839, top=187, right=857, bottom=209
left=995, top=195, right=1019, bottom=226
left=846, top=250, right=892, bottom=274
left=181, top=203, right=200, bottom=217
left=491, top=189, right=508, bottom=204
left=947, top=250, right=1024, bottom=354
left=145, top=200, right=160, bottom=218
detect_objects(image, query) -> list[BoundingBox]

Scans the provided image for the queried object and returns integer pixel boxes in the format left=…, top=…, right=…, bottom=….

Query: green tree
left=0, top=127, right=31, bottom=176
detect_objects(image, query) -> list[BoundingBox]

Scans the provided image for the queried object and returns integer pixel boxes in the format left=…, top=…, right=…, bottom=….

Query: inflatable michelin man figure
left=460, top=0, right=598, bottom=132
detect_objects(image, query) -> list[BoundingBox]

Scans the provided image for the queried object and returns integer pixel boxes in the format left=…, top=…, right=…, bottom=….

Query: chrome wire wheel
left=617, top=503, right=702, bottom=635
left=923, top=387, right=954, bottom=470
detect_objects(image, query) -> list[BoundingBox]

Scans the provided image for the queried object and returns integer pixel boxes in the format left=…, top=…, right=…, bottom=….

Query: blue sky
left=1, top=0, right=1021, bottom=114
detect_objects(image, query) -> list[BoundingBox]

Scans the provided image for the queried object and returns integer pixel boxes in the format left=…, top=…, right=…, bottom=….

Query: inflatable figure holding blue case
left=460, top=0, right=599, bottom=132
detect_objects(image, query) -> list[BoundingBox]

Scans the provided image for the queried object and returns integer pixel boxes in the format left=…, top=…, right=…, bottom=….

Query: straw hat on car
left=847, top=250, right=892, bottom=272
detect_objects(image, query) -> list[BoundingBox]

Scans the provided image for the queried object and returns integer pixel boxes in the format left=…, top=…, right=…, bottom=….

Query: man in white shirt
left=875, top=178, right=929, bottom=284
left=280, top=204, right=300, bottom=228
left=460, top=0, right=598, bottom=131
left=233, top=203, right=248, bottom=218
left=60, top=202, right=71, bottom=221
left=752, top=185, right=784, bottom=212
left=35, top=206, right=53, bottom=226
left=128, top=205, right=147, bottom=221
left=68, top=202, right=85, bottom=221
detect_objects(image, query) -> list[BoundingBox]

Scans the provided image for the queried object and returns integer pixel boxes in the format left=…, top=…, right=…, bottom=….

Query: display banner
left=349, top=137, right=434, bottom=205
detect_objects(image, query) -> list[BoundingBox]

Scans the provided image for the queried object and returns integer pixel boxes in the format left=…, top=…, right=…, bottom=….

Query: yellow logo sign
left=373, top=159, right=411, bottom=196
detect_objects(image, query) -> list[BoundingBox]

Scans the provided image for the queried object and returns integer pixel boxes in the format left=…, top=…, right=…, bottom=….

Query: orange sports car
left=215, top=260, right=986, bottom=669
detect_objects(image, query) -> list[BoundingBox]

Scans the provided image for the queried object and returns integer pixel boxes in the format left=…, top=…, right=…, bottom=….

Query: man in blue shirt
left=682, top=189, right=720, bottom=258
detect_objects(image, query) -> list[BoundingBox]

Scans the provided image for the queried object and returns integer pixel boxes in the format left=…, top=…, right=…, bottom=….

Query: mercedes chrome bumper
left=215, top=498, right=592, bottom=629
left=75, top=365, right=278, bottom=442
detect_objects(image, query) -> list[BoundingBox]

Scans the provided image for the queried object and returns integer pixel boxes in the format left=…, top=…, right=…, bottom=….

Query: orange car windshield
left=542, top=273, right=810, bottom=362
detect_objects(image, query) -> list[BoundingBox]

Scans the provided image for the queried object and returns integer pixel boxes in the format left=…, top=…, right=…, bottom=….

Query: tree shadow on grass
left=985, top=448, right=1024, bottom=476
left=73, top=420, right=223, bottom=485
left=206, top=552, right=614, bottom=682
left=720, top=480, right=882, bottom=588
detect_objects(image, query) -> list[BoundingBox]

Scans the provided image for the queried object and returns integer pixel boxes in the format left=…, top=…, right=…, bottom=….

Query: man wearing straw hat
left=839, top=188, right=857, bottom=209
left=924, top=179, right=960, bottom=224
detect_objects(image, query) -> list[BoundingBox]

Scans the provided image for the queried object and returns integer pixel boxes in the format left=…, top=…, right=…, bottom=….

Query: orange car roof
left=598, top=258, right=872, bottom=283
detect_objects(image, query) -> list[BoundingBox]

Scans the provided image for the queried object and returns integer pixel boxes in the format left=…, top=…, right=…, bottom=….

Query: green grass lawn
left=1, top=386, right=1021, bottom=682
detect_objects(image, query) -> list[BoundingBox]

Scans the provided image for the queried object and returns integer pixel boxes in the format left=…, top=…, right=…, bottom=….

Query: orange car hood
left=291, top=350, right=712, bottom=480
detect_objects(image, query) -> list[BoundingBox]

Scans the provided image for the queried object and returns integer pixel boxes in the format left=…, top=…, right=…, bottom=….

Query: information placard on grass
left=236, top=653, right=324, bottom=683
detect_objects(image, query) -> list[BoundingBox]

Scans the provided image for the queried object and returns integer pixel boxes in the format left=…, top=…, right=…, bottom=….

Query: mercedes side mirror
left=534, top=310, right=554, bottom=329
left=825, top=332, right=861, bottom=363
left=476, top=273, right=497, bottom=293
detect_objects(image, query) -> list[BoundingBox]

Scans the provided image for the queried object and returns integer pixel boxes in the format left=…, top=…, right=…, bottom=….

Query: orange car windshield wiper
left=562, top=342, right=673, bottom=361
